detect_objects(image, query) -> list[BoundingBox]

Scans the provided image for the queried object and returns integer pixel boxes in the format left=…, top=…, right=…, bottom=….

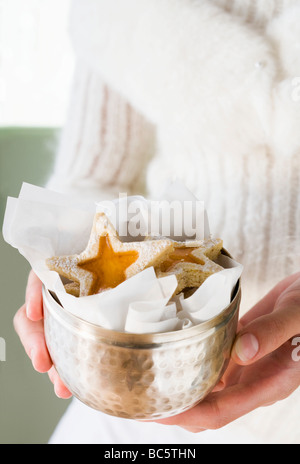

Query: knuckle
left=268, top=315, right=286, bottom=337
left=265, top=316, right=289, bottom=349
left=276, top=284, right=300, bottom=312
left=272, top=289, right=300, bottom=341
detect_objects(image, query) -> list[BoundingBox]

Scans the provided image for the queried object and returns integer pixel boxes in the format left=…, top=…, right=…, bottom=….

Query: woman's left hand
left=155, top=272, right=300, bottom=433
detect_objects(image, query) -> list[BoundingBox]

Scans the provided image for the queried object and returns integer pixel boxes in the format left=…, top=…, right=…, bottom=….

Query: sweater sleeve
left=47, top=62, right=156, bottom=201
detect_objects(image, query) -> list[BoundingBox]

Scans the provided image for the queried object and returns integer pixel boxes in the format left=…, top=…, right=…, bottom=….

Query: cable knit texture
left=47, top=0, right=300, bottom=444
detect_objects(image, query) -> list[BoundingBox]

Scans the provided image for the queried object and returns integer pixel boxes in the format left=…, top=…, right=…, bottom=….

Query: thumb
left=232, top=278, right=300, bottom=365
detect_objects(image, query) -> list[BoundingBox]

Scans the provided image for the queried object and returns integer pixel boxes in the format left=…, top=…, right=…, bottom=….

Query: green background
left=0, top=128, right=71, bottom=444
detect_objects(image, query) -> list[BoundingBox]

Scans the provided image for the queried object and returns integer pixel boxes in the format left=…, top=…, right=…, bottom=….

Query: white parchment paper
left=2, top=182, right=243, bottom=333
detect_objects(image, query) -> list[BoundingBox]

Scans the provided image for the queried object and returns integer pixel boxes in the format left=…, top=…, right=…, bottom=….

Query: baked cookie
left=47, top=212, right=175, bottom=296
left=156, top=238, right=224, bottom=294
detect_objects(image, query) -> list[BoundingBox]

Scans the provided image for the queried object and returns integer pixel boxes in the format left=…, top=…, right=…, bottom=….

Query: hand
left=156, top=272, right=300, bottom=433
left=14, top=271, right=72, bottom=399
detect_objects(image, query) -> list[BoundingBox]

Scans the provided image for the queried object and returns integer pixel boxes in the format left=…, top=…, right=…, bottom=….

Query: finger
left=14, top=305, right=52, bottom=373
left=156, top=374, right=283, bottom=431
left=156, top=384, right=259, bottom=431
left=240, top=272, right=300, bottom=327
left=156, top=340, right=300, bottom=432
left=48, top=367, right=73, bottom=399
left=232, top=277, right=300, bottom=365
left=25, top=271, right=43, bottom=321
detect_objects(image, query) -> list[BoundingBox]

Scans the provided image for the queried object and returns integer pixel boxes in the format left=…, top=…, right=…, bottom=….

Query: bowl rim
left=43, top=247, right=241, bottom=346
left=43, top=282, right=241, bottom=346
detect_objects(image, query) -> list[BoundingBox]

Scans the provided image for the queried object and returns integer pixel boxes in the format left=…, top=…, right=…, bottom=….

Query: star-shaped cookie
left=46, top=212, right=175, bottom=297
left=156, top=238, right=224, bottom=294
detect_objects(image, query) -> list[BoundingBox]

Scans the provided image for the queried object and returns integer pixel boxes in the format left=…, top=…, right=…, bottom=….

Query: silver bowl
left=43, top=262, right=241, bottom=421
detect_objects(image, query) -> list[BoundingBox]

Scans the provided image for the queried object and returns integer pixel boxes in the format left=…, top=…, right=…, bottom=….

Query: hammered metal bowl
left=43, top=274, right=241, bottom=421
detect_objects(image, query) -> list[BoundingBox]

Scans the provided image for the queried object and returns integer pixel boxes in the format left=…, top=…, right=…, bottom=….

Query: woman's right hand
left=14, top=270, right=72, bottom=399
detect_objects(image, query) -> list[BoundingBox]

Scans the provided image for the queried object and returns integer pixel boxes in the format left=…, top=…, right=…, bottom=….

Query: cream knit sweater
left=48, top=0, right=300, bottom=443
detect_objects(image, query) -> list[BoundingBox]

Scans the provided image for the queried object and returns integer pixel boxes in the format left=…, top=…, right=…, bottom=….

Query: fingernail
left=26, top=299, right=32, bottom=318
left=234, top=333, right=259, bottom=362
left=30, top=348, right=38, bottom=370
left=26, top=299, right=36, bottom=320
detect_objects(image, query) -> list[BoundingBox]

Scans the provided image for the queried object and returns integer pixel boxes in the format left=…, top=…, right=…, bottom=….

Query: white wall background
left=0, top=0, right=75, bottom=127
